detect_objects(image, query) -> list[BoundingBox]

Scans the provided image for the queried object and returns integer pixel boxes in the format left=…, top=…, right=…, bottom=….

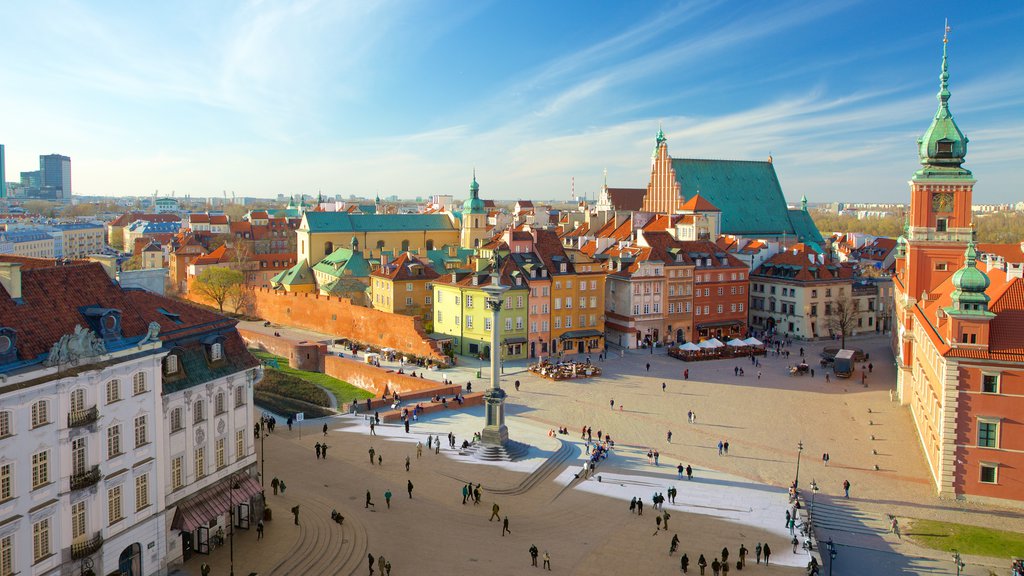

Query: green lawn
left=907, top=518, right=1024, bottom=558
left=250, top=349, right=373, bottom=405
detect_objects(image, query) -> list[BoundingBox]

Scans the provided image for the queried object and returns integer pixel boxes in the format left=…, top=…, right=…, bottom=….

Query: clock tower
left=902, top=27, right=975, bottom=300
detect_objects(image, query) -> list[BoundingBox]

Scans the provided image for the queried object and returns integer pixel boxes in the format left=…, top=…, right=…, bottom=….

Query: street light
left=952, top=550, right=965, bottom=576
left=810, top=479, right=819, bottom=525
left=794, top=440, right=804, bottom=489
left=227, top=472, right=244, bottom=576
left=826, top=538, right=837, bottom=576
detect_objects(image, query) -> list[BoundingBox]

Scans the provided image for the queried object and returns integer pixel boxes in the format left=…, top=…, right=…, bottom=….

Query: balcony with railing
left=71, top=533, right=103, bottom=559
left=70, top=465, right=102, bottom=491
left=68, top=406, right=99, bottom=428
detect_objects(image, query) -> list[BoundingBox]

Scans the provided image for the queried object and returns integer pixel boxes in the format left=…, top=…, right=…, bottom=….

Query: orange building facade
left=893, top=34, right=1024, bottom=506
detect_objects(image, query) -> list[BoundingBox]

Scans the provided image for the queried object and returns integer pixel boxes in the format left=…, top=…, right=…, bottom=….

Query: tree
left=828, top=297, right=858, bottom=349
left=193, top=267, right=244, bottom=314
left=22, top=200, right=58, bottom=218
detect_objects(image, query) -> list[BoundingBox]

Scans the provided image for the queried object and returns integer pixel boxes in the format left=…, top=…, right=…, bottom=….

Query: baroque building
left=893, top=33, right=1024, bottom=505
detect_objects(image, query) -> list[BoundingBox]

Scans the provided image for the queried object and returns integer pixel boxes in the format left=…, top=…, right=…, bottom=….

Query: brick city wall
left=185, top=287, right=445, bottom=361
left=238, top=328, right=326, bottom=372
left=324, top=355, right=448, bottom=397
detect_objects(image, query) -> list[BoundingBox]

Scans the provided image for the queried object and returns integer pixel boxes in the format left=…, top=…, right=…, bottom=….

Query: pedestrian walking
left=843, top=479, right=851, bottom=498
left=667, top=430, right=673, bottom=443
left=271, top=477, right=280, bottom=495
left=322, top=444, right=328, bottom=459
left=369, top=447, right=376, bottom=464
left=686, top=465, right=693, bottom=480
left=407, top=479, right=414, bottom=498
left=323, top=423, right=328, bottom=436
left=724, top=441, right=729, bottom=454
left=711, top=558, right=721, bottom=576
left=279, top=480, right=286, bottom=494
left=463, top=484, right=470, bottom=505
left=698, top=554, right=707, bottom=575
left=417, top=442, right=423, bottom=458
left=629, top=497, right=637, bottom=513
left=384, top=489, right=392, bottom=509
left=718, top=440, right=724, bottom=456
left=368, top=553, right=375, bottom=575
left=405, top=455, right=410, bottom=472
left=763, top=543, right=771, bottom=565
left=670, top=533, right=679, bottom=555
left=739, top=544, right=747, bottom=567
left=530, top=544, right=539, bottom=566
left=314, top=441, right=321, bottom=459
left=515, top=380, right=520, bottom=391
left=662, top=510, right=671, bottom=530
left=378, top=455, right=382, bottom=466
left=610, top=399, right=615, bottom=409
left=677, top=463, right=684, bottom=479
left=291, top=504, right=300, bottom=525
left=646, top=362, right=651, bottom=372
left=755, top=542, right=762, bottom=564
left=378, top=555, right=386, bottom=576
left=201, top=563, right=211, bottom=576
left=502, top=516, right=511, bottom=536
left=543, top=551, right=551, bottom=570
left=474, top=484, right=481, bottom=504
left=681, top=553, right=690, bottom=573
left=662, top=382, right=667, bottom=392
left=490, top=502, right=501, bottom=521
left=637, top=498, right=643, bottom=515
left=385, top=560, right=391, bottom=576
left=370, top=420, right=376, bottom=435
left=257, top=520, right=264, bottom=540
left=365, top=490, right=374, bottom=508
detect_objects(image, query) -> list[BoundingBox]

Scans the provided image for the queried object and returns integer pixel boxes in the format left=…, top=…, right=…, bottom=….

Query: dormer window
left=937, top=140, right=953, bottom=156
left=165, top=354, right=179, bottom=375
left=0, top=327, right=16, bottom=365
left=211, top=343, right=223, bottom=361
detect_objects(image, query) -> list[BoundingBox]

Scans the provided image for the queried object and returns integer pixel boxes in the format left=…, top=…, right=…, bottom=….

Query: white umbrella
left=679, top=342, right=701, bottom=352
left=705, top=338, right=725, bottom=348
left=727, top=338, right=747, bottom=347
left=744, top=337, right=764, bottom=346
left=698, top=340, right=718, bottom=349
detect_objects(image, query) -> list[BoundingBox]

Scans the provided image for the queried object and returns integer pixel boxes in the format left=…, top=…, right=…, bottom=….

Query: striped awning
left=171, top=475, right=263, bottom=532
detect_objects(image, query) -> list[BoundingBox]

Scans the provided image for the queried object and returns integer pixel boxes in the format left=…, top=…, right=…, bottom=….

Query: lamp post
left=810, top=479, right=819, bottom=525
left=227, top=472, right=242, bottom=576
left=794, top=440, right=804, bottom=489
left=259, top=419, right=266, bottom=488
left=952, top=549, right=965, bottom=576
left=826, top=538, right=837, bottom=576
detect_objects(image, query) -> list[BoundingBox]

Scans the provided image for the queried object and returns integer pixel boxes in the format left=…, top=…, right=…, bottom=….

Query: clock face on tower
left=932, top=192, right=954, bottom=213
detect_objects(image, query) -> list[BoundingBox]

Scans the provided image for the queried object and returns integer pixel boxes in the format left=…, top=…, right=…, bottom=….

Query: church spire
left=916, top=20, right=970, bottom=176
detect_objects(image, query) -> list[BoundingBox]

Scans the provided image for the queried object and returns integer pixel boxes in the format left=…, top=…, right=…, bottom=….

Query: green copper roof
left=301, top=212, right=455, bottom=233
left=462, top=171, right=486, bottom=214
left=271, top=260, right=315, bottom=286
left=312, top=247, right=372, bottom=279
left=670, top=158, right=824, bottom=243
left=425, top=246, right=475, bottom=274
left=947, top=241, right=993, bottom=316
left=916, top=32, right=971, bottom=179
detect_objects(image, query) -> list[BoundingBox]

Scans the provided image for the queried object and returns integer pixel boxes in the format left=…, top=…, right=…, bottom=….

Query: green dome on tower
left=462, top=170, right=486, bottom=214
left=947, top=241, right=992, bottom=314
left=916, top=27, right=971, bottom=178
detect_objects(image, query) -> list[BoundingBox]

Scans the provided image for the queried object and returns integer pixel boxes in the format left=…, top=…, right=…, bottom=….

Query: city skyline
left=1, top=1, right=1021, bottom=203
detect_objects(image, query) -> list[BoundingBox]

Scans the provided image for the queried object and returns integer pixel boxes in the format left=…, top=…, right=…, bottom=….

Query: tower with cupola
left=902, top=26, right=976, bottom=300
left=460, top=171, right=489, bottom=249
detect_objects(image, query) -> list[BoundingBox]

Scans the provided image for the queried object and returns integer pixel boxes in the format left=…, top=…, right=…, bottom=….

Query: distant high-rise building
left=0, top=144, right=6, bottom=198
left=40, top=153, right=71, bottom=200
left=20, top=170, right=41, bottom=189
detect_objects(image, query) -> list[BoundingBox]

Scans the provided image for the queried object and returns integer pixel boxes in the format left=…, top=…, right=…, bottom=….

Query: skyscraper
left=40, top=153, right=71, bottom=200
left=0, top=144, right=6, bottom=198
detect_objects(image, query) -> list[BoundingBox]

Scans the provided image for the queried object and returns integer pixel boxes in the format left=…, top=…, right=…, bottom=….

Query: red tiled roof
left=370, top=252, right=440, bottom=281
left=110, top=212, right=181, bottom=227
left=606, top=188, right=646, bottom=211
left=679, top=193, right=720, bottom=212
left=977, top=243, right=1024, bottom=264
left=0, top=261, right=236, bottom=362
left=754, top=244, right=852, bottom=281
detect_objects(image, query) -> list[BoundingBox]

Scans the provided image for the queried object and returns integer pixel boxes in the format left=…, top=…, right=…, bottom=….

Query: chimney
left=89, top=255, right=118, bottom=280
left=0, top=262, right=23, bottom=300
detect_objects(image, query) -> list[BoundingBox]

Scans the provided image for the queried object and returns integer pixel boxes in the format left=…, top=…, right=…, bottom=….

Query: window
left=195, top=447, right=206, bottom=480
left=134, top=416, right=147, bottom=447
left=108, top=485, right=123, bottom=524
left=72, top=500, right=87, bottom=540
left=211, top=343, right=223, bottom=361
left=70, top=389, right=85, bottom=412
left=936, top=218, right=948, bottom=232
left=825, top=288, right=832, bottom=297
left=530, top=322, right=537, bottom=333
left=31, top=401, right=48, bottom=428
left=0, top=411, right=10, bottom=437
left=406, top=283, right=413, bottom=292
left=554, top=298, right=561, bottom=310
left=554, top=318, right=561, bottom=329
left=436, top=311, right=444, bottom=324
left=0, top=463, right=11, bottom=501
left=517, top=296, right=523, bottom=308
left=1, top=535, right=12, bottom=576
left=566, top=317, right=572, bottom=328
left=982, top=374, right=999, bottom=394
left=234, top=387, right=245, bottom=408
left=566, top=297, right=572, bottom=309
left=106, top=380, right=121, bottom=404
left=32, top=518, right=50, bottom=562
left=236, top=429, right=245, bottom=461
left=515, top=317, right=523, bottom=330
left=542, top=321, right=548, bottom=332
left=31, top=451, right=48, bottom=489
left=170, top=408, right=183, bottom=432
left=653, top=303, right=660, bottom=313
left=194, top=400, right=205, bottom=424
left=465, top=315, right=472, bottom=329
left=717, top=305, right=724, bottom=314
left=216, top=438, right=226, bottom=469
left=216, top=393, right=226, bottom=415
left=165, top=355, right=179, bottom=375
left=132, top=372, right=147, bottom=395
left=643, top=304, right=650, bottom=315
left=484, top=318, right=492, bottom=331
left=107, top=425, right=122, bottom=458
left=171, top=457, right=183, bottom=489
left=731, top=304, right=737, bottom=313
left=72, top=437, right=87, bottom=476
left=135, top=474, right=149, bottom=510
left=978, top=420, right=998, bottom=448
left=425, top=296, right=432, bottom=305
left=934, top=262, right=948, bottom=271
left=980, top=464, right=998, bottom=484
left=405, top=297, right=413, bottom=306
left=466, top=296, right=473, bottom=308
left=739, top=303, right=744, bottom=312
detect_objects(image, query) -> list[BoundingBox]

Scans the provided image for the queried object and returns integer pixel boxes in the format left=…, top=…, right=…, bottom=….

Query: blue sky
left=1, top=0, right=1021, bottom=203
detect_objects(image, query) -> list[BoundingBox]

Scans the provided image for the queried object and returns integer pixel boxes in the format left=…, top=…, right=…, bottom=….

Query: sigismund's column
left=480, top=277, right=509, bottom=446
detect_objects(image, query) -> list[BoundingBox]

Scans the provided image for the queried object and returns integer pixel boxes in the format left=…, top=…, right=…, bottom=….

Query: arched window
left=194, top=400, right=205, bottom=424
left=31, top=400, right=49, bottom=428
left=324, top=241, right=334, bottom=256
left=216, top=393, right=225, bottom=415
left=132, top=372, right=147, bottom=395
left=70, top=389, right=86, bottom=412
left=401, top=240, right=410, bottom=252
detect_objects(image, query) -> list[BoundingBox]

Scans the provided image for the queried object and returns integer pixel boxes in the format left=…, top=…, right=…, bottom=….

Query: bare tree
left=828, top=297, right=858, bottom=349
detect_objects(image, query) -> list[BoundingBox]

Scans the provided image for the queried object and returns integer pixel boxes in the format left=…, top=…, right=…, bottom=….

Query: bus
left=833, top=349, right=856, bottom=378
